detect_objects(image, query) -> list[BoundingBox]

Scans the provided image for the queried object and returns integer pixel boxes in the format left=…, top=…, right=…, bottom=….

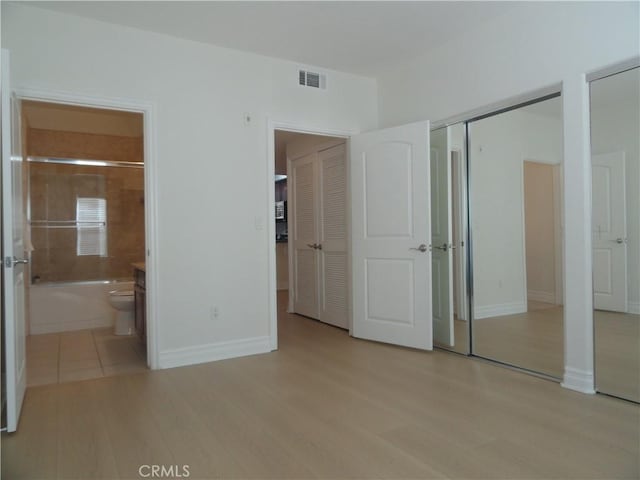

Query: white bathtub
left=29, top=280, right=133, bottom=335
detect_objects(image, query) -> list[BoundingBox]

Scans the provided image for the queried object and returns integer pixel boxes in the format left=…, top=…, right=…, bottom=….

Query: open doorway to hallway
left=273, top=129, right=349, bottom=340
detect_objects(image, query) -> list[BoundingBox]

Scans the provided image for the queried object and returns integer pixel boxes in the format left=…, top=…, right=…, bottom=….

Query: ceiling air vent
left=298, top=69, right=326, bottom=90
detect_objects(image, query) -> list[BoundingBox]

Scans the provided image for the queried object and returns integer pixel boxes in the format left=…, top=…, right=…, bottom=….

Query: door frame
left=14, top=87, right=160, bottom=369
left=266, top=119, right=355, bottom=351
left=522, top=159, right=564, bottom=306
left=451, top=148, right=469, bottom=321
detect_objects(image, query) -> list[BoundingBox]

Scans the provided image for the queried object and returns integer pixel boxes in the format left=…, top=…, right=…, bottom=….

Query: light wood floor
left=2, top=293, right=639, bottom=479
left=473, top=302, right=564, bottom=379
left=594, top=309, right=640, bottom=402
left=438, top=302, right=639, bottom=402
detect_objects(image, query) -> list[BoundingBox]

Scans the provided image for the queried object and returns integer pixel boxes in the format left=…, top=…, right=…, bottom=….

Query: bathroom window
left=76, top=197, right=107, bottom=257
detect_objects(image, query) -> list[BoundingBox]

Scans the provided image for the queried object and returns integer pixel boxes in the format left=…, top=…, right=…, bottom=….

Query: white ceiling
left=24, top=1, right=516, bottom=76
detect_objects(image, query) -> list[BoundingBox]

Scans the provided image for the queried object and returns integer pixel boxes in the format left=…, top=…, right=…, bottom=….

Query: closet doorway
left=273, top=130, right=349, bottom=338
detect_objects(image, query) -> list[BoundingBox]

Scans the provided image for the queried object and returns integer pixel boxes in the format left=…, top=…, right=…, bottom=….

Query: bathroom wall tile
left=28, top=129, right=143, bottom=163
left=29, top=156, right=145, bottom=283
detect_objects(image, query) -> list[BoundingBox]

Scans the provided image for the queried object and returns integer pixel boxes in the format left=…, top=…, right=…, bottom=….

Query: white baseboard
left=628, top=301, right=640, bottom=315
left=561, top=367, right=595, bottom=394
left=527, top=289, right=557, bottom=305
left=474, top=302, right=527, bottom=320
left=159, top=336, right=271, bottom=369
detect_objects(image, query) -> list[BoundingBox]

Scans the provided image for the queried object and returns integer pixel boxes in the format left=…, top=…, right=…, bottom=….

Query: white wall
left=590, top=75, right=640, bottom=313
left=377, top=2, right=639, bottom=127
left=376, top=1, right=638, bottom=392
left=1, top=4, right=378, bottom=367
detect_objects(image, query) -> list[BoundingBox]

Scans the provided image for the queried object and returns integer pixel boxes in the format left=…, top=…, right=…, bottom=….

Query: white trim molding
left=266, top=118, right=356, bottom=353
left=561, top=367, right=596, bottom=394
left=473, top=302, right=527, bottom=320
left=158, top=336, right=271, bottom=369
left=527, top=290, right=558, bottom=305
left=14, top=87, right=160, bottom=369
left=628, top=301, right=640, bottom=315
left=561, top=74, right=595, bottom=396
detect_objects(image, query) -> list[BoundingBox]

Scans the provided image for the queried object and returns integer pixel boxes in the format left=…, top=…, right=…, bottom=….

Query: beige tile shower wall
left=28, top=128, right=143, bottom=162
left=29, top=162, right=145, bottom=283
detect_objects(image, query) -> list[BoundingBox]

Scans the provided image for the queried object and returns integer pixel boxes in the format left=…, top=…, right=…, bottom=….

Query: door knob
left=409, top=244, right=429, bottom=253
left=433, top=243, right=448, bottom=252
left=614, top=238, right=626, bottom=244
left=316, top=243, right=322, bottom=250
left=307, top=243, right=316, bottom=249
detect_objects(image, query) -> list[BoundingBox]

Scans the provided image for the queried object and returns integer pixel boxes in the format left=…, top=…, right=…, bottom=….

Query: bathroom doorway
left=21, top=100, right=149, bottom=386
left=271, top=129, right=350, bottom=344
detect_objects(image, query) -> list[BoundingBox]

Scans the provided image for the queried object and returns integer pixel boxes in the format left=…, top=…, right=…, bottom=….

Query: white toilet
left=108, top=284, right=135, bottom=335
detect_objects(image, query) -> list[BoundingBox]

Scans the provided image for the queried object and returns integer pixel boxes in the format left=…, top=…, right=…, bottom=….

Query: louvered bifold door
left=291, top=152, right=320, bottom=319
left=318, top=143, right=348, bottom=328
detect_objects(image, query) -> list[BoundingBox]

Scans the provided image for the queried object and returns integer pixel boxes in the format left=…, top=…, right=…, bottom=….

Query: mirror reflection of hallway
left=591, top=67, right=640, bottom=403
left=469, top=96, right=564, bottom=378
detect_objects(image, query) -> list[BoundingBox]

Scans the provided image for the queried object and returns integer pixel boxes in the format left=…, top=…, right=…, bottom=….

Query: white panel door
left=2, top=49, right=27, bottom=432
left=430, top=127, right=454, bottom=346
left=291, top=152, right=320, bottom=319
left=350, top=121, right=432, bottom=350
left=592, top=152, right=627, bottom=312
left=318, top=143, right=348, bottom=328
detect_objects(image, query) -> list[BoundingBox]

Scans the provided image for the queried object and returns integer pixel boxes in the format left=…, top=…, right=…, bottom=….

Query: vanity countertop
left=132, top=262, right=146, bottom=272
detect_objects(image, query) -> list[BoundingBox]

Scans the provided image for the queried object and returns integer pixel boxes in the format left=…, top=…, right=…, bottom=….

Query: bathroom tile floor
left=26, top=328, right=147, bottom=387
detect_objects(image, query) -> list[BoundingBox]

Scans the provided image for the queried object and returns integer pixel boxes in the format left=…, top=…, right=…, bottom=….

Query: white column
left=561, top=74, right=595, bottom=394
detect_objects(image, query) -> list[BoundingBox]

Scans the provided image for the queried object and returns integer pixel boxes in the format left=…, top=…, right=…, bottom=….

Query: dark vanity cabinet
left=134, top=266, right=146, bottom=342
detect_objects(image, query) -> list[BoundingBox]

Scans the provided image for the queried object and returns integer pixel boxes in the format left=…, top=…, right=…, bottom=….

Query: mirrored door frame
left=588, top=62, right=640, bottom=403
left=432, top=92, right=566, bottom=382
left=431, top=58, right=640, bottom=397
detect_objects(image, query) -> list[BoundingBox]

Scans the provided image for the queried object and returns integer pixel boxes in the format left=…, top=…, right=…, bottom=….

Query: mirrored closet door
left=591, top=67, right=640, bottom=402
left=467, top=95, right=565, bottom=378
left=430, top=123, right=469, bottom=354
